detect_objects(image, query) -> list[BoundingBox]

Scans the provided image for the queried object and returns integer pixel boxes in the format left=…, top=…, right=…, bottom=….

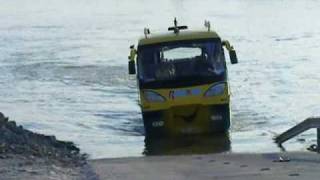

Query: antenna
left=204, top=20, right=211, bottom=32
left=144, top=28, right=150, bottom=38
left=168, top=18, right=188, bottom=34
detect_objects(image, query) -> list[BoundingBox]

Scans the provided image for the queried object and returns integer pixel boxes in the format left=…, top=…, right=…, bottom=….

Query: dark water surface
left=1, top=0, right=320, bottom=158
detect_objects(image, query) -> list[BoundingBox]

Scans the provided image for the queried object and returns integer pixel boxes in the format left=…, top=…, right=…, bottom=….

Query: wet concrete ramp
left=90, top=152, right=320, bottom=180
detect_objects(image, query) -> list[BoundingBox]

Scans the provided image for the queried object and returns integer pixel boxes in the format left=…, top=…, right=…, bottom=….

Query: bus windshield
left=138, top=39, right=225, bottom=83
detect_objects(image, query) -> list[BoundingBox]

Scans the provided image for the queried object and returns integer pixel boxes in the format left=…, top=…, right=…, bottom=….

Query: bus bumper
left=142, top=104, right=230, bottom=138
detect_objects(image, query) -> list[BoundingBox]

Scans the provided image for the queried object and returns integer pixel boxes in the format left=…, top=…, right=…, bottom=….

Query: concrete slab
left=90, top=152, right=320, bottom=180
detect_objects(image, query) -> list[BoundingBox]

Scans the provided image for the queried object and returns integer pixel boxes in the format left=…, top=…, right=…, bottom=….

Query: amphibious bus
left=128, top=19, right=238, bottom=137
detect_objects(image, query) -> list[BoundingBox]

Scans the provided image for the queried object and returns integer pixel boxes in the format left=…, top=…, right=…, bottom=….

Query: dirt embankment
left=0, top=112, right=98, bottom=180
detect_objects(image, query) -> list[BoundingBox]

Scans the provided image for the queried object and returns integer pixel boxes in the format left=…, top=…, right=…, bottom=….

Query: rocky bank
left=0, top=112, right=98, bottom=180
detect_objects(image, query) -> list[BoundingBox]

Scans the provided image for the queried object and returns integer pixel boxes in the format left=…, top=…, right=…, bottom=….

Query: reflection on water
left=143, top=133, right=230, bottom=156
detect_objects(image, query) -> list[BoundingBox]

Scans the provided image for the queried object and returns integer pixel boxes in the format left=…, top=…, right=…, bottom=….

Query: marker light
left=144, top=90, right=166, bottom=102
left=204, top=83, right=226, bottom=97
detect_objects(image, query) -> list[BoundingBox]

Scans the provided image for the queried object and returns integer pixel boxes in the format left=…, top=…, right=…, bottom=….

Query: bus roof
left=138, top=30, right=220, bottom=46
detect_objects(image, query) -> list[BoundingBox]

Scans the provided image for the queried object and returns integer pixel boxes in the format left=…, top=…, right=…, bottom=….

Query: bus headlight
left=144, top=90, right=166, bottom=102
left=204, top=83, right=226, bottom=97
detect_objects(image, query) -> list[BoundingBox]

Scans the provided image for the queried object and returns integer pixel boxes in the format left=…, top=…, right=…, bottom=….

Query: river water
left=0, top=0, right=320, bottom=159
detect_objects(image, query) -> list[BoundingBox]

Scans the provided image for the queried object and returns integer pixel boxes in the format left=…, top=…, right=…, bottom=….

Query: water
left=1, top=0, right=320, bottom=159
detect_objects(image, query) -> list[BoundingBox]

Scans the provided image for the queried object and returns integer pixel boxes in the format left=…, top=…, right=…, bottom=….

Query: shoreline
left=2, top=112, right=320, bottom=180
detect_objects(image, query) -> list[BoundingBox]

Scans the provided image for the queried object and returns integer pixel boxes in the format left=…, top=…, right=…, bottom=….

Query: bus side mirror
left=229, top=49, right=238, bottom=64
left=222, top=40, right=238, bottom=64
left=128, top=60, right=136, bottom=74
left=128, top=45, right=137, bottom=74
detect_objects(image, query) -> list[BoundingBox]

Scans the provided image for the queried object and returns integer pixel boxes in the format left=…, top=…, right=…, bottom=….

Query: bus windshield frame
left=137, top=39, right=226, bottom=88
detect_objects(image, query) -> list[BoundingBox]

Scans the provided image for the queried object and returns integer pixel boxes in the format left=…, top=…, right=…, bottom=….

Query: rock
left=0, top=112, right=9, bottom=123
left=0, top=155, right=7, bottom=159
left=6, top=121, right=17, bottom=130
